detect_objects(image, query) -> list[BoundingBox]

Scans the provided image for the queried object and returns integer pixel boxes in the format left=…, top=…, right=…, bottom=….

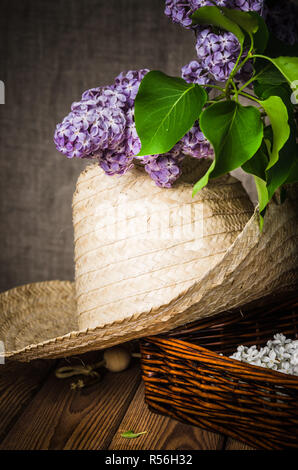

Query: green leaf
left=135, top=71, right=207, bottom=156
left=254, top=83, right=293, bottom=115
left=191, top=7, right=268, bottom=52
left=254, top=62, right=287, bottom=86
left=259, top=96, right=290, bottom=170
left=220, top=9, right=268, bottom=52
left=267, top=125, right=298, bottom=198
left=258, top=213, right=264, bottom=231
left=285, top=152, right=298, bottom=184
left=253, top=67, right=294, bottom=126
left=247, top=12, right=269, bottom=53
left=254, top=175, right=268, bottom=215
left=254, top=175, right=269, bottom=231
left=245, top=120, right=297, bottom=203
left=192, top=160, right=215, bottom=196
left=191, top=6, right=245, bottom=45
left=268, top=56, right=298, bottom=85
left=120, top=430, right=147, bottom=439
left=221, top=8, right=259, bottom=35
left=242, top=142, right=268, bottom=180
left=193, top=101, right=263, bottom=195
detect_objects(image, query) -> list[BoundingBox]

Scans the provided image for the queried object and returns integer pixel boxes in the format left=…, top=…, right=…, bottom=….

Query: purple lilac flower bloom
left=181, top=60, right=211, bottom=85
left=54, top=68, right=214, bottom=187
left=166, top=1, right=266, bottom=83
left=196, top=28, right=240, bottom=81
left=54, top=70, right=150, bottom=176
left=164, top=1, right=236, bottom=29
left=54, top=114, right=89, bottom=159
left=125, top=119, right=142, bottom=157
left=181, top=122, right=213, bottom=158
left=54, top=102, right=127, bottom=159
left=81, top=87, right=102, bottom=101
left=144, top=145, right=185, bottom=188
left=92, top=108, right=127, bottom=149
left=114, top=69, right=149, bottom=108
left=234, top=0, right=263, bottom=14
left=164, top=1, right=264, bottom=29
left=99, top=144, right=134, bottom=176
left=80, top=86, right=127, bottom=109
left=164, top=0, right=194, bottom=28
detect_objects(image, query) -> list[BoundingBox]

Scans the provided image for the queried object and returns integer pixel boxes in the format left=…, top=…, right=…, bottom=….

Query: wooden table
left=0, top=353, right=254, bottom=450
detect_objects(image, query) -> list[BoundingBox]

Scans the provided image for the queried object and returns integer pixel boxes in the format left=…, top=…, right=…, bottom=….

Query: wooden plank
left=109, top=382, right=225, bottom=450
left=0, top=359, right=55, bottom=443
left=225, top=438, right=255, bottom=450
left=0, top=356, right=141, bottom=450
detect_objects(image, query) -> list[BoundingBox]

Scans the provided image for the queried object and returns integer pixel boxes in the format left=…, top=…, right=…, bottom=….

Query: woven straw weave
left=0, top=162, right=297, bottom=362
left=0, top=281, right=77, bottom=357
left=73, top=161, right=253, bottom=330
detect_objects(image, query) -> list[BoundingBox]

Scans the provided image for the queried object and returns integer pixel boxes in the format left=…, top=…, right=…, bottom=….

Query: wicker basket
left=140, top=295, right=298, bottom=450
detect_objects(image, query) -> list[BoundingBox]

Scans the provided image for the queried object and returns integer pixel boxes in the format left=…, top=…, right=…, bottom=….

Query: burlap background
left=0, top=0, right=195, bottom=292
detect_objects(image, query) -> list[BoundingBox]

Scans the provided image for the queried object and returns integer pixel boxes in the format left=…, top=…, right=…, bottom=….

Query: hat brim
left=1, top=187, right=298, bottom=362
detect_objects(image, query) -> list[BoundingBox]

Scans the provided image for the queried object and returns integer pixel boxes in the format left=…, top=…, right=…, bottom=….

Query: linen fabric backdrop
left=0, top=0, right=256, bottom=294
left=0, top=0, right=197, bottom=293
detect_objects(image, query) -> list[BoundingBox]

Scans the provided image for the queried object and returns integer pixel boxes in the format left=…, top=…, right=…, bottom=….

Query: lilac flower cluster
left=164, top=0, right=195, bottom=29
left=181, top=122, right=213, bottom=158
left=165, top=0, right=265, bottom=84
left=164, top=1, right=235, bottom=29
left=139, top=121, right=213, bottom=188
left=181, top=60, right=211, bottom=85
left=54, top=70, right=148, bottom=176
left=54, top=70, right=213, bottom=188
left=139, top=122, right=213, bottom=188
left=143, top=144, right=185, bottom=188
left=234, top=0, right=263, bottom=13
left=164, top=0, right=263, bottom=29
left=196, top=28, right=240, bottom=81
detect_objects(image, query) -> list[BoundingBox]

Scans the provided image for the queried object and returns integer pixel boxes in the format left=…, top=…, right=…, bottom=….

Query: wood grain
left=0, top=356, right=141, bottom=450
left=225, top=439, right=255, bottom=450
left=0, top=359, right=55, bottom=443
left=0, top=358, right=251, bottom=450
left=109, top=382, right=225, bottom=450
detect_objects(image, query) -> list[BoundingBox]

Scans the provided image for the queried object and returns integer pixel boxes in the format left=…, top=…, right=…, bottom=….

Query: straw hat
left=1, top=160, right=297, bottom=362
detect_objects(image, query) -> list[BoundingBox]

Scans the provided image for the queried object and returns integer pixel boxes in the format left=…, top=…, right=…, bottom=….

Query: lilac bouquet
left=54, top=70, right=213, bottom=188
left=168, top=0, right=298, bottom=84
left=54, top=0, right=298, bottom=227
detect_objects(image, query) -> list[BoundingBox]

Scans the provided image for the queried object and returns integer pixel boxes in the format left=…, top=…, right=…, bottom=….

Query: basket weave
left=140, top=296, right=298, bottom=450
